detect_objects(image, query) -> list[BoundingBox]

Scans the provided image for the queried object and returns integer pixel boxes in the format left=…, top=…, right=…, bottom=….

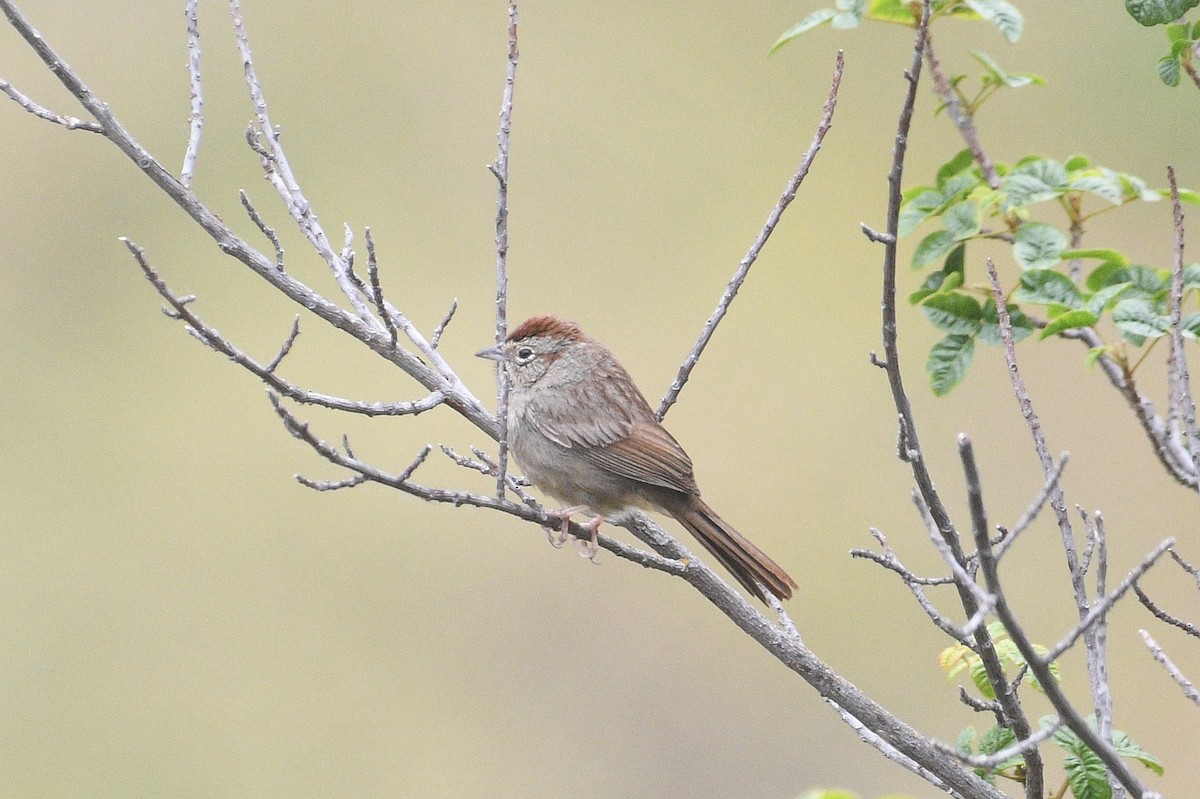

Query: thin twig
left=365, top=228, right=398, bottom=349
left=0, top=77, right=103, bottom=132
left=227, top=0, right=377, bottom=324
left=936, top=717, right=1062, bottom=770
left=239, top=190, right=284, bottom=269
left=1166, top=166, right=1200, bottom=479
left=431, top=298, right=458, bottom=349
left=957, top=436, right=1044, bottom=797
left=180, top=0, right=204, bottom=187
left=924, top=35, right=999, bottom=189
left=488, top=0, right=518, bottom=500
left=1134, top=583, right=1200, bottom=639
left=852, top=528, right=965, bottom=643
left=997, top=452, right=1069, bottom=558
left=963, top=435, right=1154, bottom=797
left=124, top=238, right=445, bottom=417
left=657, top=49, right=844, bottom=420
left=1140, top=629, right=1200, bottom=707
left=1061, top=328, right=1197, bottom=488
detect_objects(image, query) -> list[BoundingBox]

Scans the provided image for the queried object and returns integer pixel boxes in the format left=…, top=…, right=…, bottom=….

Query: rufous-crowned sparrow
left=476, top=315, right=797, bottom=601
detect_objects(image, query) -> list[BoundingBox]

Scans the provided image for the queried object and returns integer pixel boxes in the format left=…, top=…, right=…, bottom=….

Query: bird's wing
left=525, top=364, right=698, bottom=496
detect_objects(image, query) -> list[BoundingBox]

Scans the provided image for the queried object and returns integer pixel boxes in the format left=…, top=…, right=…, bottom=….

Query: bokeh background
left=1, top=1, right=1197, bottom=796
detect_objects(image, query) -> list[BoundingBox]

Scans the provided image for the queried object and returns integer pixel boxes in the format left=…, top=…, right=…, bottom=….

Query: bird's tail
left=673, top=498, right=797, bottom=602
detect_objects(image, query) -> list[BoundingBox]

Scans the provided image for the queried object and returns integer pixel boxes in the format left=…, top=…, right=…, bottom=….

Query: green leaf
left=913, top=230, right=957, bottom=269
left=1085, top=345, right=1114, bottom=367
left=900, top=189, right=947, bottom=237
left=1084, top=282, right=1131, bottom=315
left=1184, top=263, right=1200, bottom=288
left=910, top=271, right=946, bottom=304
left=1064, top=154, right=1091, bottom=171
left=832, top=0, right=867, bottom=29
left=928, top=334, right=975, bottom=396
left=1064, top=248, right=1129, bottom=269
left=1110, top=728, right=1165, bottom=776
left=1126, top=0, right=1200, bottom=26
left=971, top=50, right=1044, bottom=88
left=1003, top=173, right=1063, bottom=208
left=1159, top=55, right=1182, bottom=87
left=964, top=0, right=1023, bottom=42
left=1018, top=157, right=1069, bottom=189
left=979, top=300, right=1034, bottom=345
left=978, top=725, right=1022, bottom=770
left=1118, top=265, right=1171, bottom=298
left=1120, top=173, right=1163, bottom=202
left=1065, top=745, right=1111, bottom=799
left=1069, top=170, right=1125, bottom=204
left=944, top=201, right=981, bottom=239
left=797, top=791, right=860, bottom=799
left=1085, top=260, right=1131, bottom=292
left=770, top=9, right=837, bottom=53
left=867, top=0, right=920, bottom=23
left=1113, top=298, right=1170, bottom=341
left=1179, top=189, right=1200, bottom=204
left=956, top=726, right=977, bottom=755
left=1167, top=21, right=1191, bottom=41
left=937, top=149, right=975, bottom=187
left=1040, top=309, right=1098, bottom=339
left=923, top=292, right=983, bottom=334
left=1013, top=222, right=1068, bottom=269
left=1183, top=312, right=1200, bottom=339
left=1014, top=269, right=1084, bottom=308
left=942, top=172, right=982, bottom=200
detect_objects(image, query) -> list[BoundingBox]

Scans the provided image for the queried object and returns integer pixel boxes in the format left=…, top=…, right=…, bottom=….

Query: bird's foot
left=544, top=505, right=588, bottom=549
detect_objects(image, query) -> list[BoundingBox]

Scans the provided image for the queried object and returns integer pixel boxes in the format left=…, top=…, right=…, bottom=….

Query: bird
left=476, top=315, right=797, bottom=601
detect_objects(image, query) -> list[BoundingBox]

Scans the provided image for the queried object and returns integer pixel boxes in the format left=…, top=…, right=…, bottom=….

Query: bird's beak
left=475, top=343, right=505, bottom=362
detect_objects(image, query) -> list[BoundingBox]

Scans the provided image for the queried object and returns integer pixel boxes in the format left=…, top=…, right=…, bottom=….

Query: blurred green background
left=1, top=1, right=1197, bottom=796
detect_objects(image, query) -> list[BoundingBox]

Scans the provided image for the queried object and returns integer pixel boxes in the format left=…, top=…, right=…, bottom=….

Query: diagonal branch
left=961, top=434, right=1154, bottom=798
left=657, top=49, right=844, bottom=420
left=124, top=238, right=445, bottom=418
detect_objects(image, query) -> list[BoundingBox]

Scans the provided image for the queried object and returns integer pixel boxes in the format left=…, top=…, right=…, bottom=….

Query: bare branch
left=958, top=687, right=1001, bottom=715
left=1061, top=325, right=1197, bottom=488
left=180, top=0, right=204, bottom=187
left=431, top=298, right=458, bottom=349
left=1135, top=582, right=1200, bottom=639
left=965, top=432, right=1155, bottom=796
left=264, top=315, right=300, bottom=373
left=124, top=239, right=445, bottom=418
left=365, top=228, right=398, bottom=349
left=0, top=76, right=103, bottom=132
left=657, top=49, right=844, bottom=420
left=996, top=451, right=1069, bottom=558
left=239, top=190, right=284, bottom=269
left=1171, top=547, right=1200, bottom=585
left=924, top=35, right=999, bottom=189
left=827, top=701, right=957, bottom=795
left=1166, top=166, right=1200, bottom=479
left=1140, top=629, right=1200, bottom=707
left=227, top=0, right=378, bottom=324
left=957, top=436, right=1045, bottom=796
left=487, top=0, right=519, bottom=500
left=297, top=472, right=367, bottom=492
left=852, top=527, right=965, bottom=643
left=937, top=718, right=1062, bottom=770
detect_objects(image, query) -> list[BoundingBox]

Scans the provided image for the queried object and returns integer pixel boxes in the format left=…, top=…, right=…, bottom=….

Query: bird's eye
left=515, top=345, right=535, bottom=364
